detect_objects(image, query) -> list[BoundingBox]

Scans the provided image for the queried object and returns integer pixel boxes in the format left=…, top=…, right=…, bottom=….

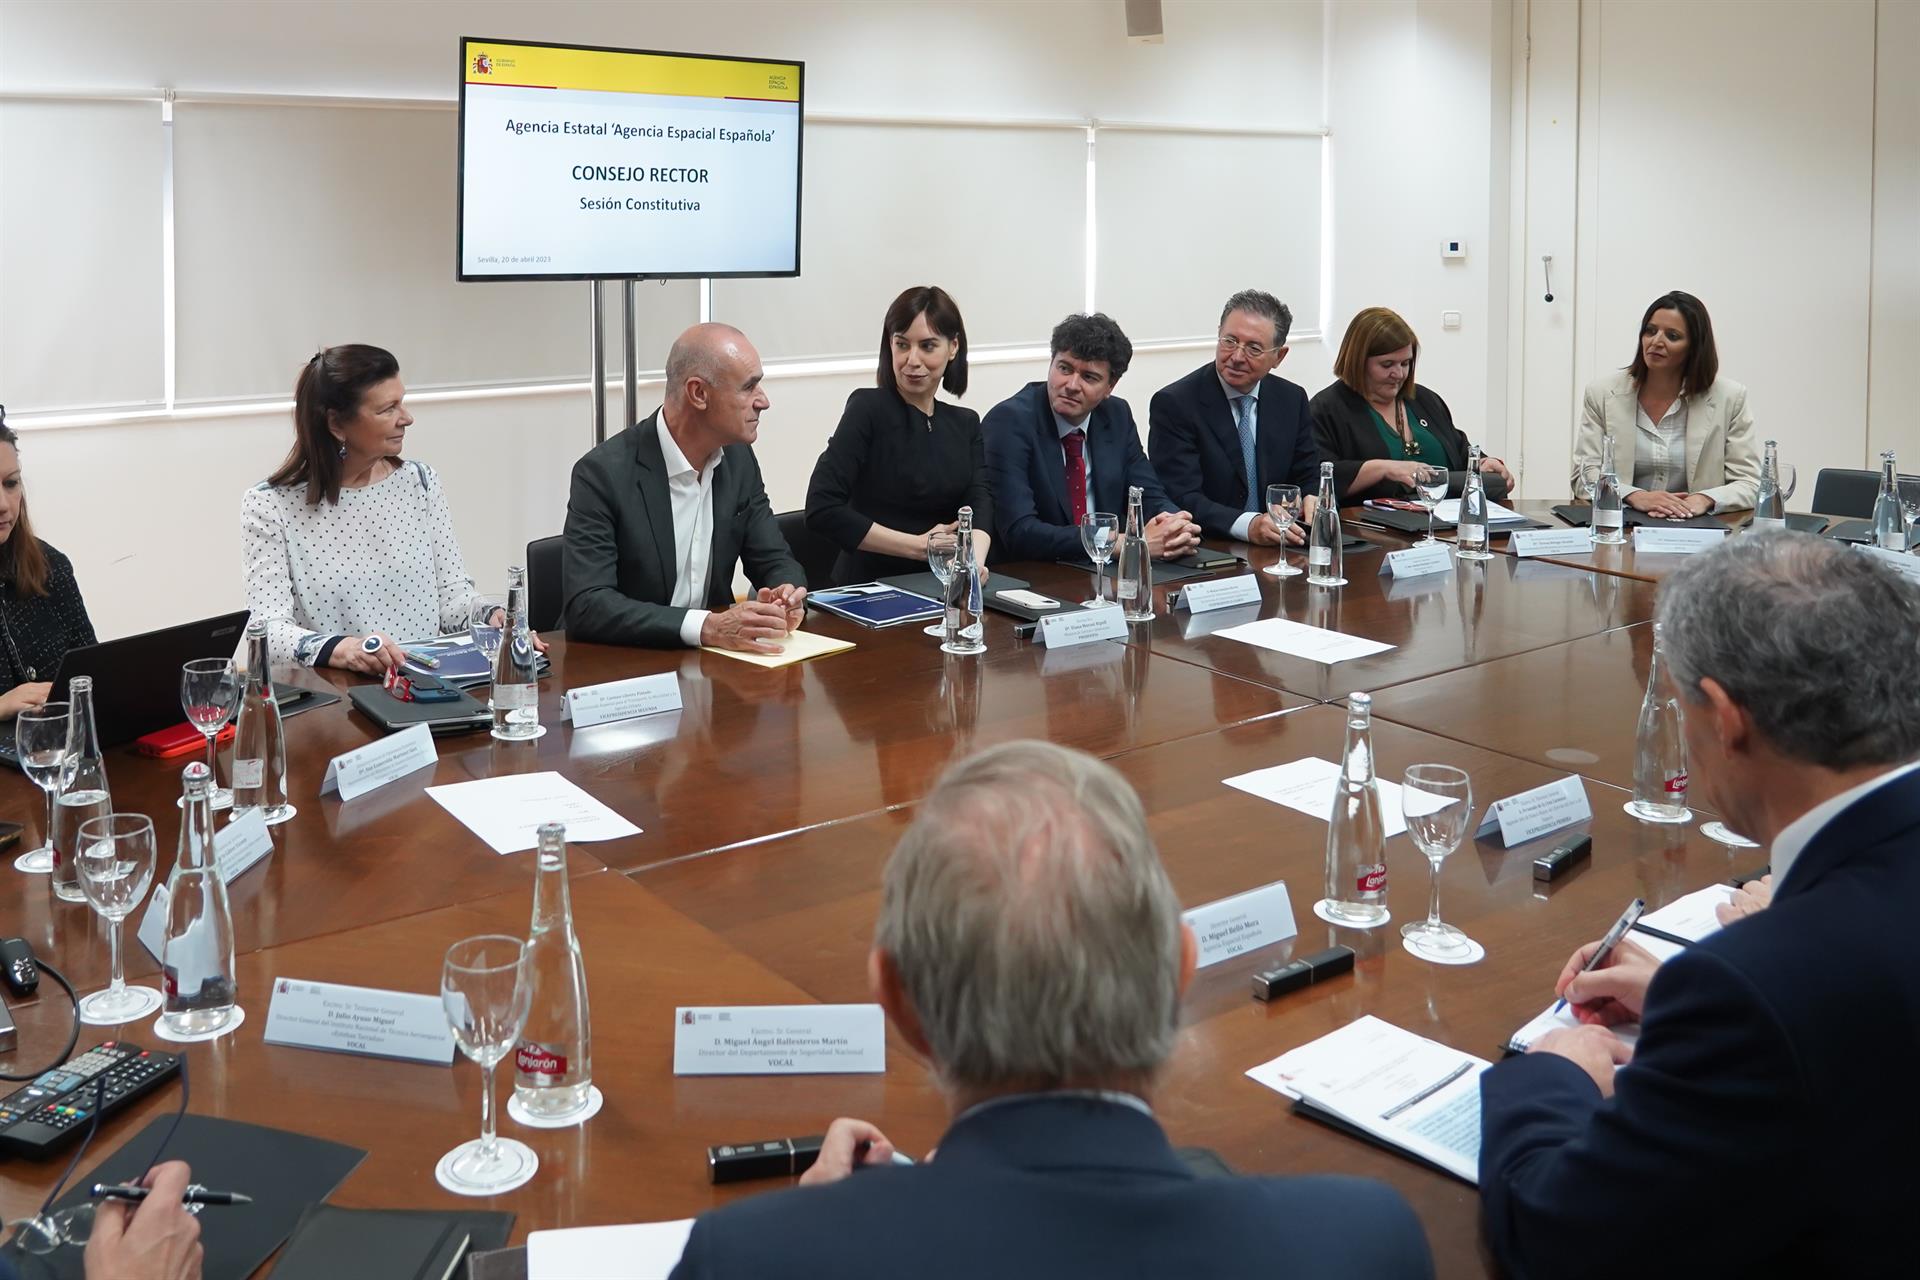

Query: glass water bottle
left=1308, top=462, right=1344, bottom=586
left=1317, top=692, right=1389, bottom=927
left=1455, top=446, right=1492, bottom=560
left=50, top=675, right=111, bottom=903
left=1752, top=440, right=1786, bottom=528
left=1627, top=623, right=1692, bottom=824
left=1592, top=433, right=1626, bottom=545
left=514, top=822, right=593, bottom=1119
left=1118, top=487, right=1154, bottom=622
left=491, top=565, right=542, bottom=740
left=942, top=506, right=986, bottom=654
left=231, top=619, right=293, bottom=824
left=1872, top=451, right=1906, bottom=552
left=160, top=762, right=238, bottom=1036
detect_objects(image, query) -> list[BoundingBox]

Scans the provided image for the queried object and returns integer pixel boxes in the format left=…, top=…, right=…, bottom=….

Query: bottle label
left=1309, top=547, right=1332, bottom=567
left=516, top=1041, right=569, bottom=1081
left=492, top=682, right=535, bottom=709
left=1459, top=522, right=1486, bottom=542
left=1752, top=516, right=1784, bottom=528
left=1595, top=508, right=1623, bottom=529
left=1886, top=533, right=1909, bottom=552
left=1357, top=865, right=1387, bottom=894
left=1118, top=579, right=1139, bottom=600
left=231, top=759, right=264, bottom=789
left=1664, top=773, right=1689, bottom=795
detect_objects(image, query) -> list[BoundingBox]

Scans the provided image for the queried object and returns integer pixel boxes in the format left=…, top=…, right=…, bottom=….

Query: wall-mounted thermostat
left=1441, top=240, right=1467, bottom=259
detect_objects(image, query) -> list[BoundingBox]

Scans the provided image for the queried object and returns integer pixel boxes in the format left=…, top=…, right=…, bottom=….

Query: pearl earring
left=336, top=442, right=347, bottom=461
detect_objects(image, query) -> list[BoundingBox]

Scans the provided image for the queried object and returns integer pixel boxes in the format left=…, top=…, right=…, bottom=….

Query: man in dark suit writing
left=1148, top=289, right=1321, bottom=543
left=981, top=313, right=1200, bottom=564
left=1478, top=531, right=1920, bottom=1277
left=563, top=323, right=806, bottom=651
left=670, top=740, right=1434, bottom=1279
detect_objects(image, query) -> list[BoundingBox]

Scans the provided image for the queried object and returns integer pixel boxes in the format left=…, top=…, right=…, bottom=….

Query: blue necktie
left=1234, top=393, right=1258, bottom=512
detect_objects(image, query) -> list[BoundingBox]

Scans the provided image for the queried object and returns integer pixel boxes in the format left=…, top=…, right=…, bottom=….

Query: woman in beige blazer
left=1570, top=290, right=1759, bottom=517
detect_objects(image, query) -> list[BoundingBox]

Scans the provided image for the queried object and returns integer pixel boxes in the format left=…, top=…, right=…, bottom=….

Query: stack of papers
left=425, top=771, right=642, bottom=855
left=1247, top=1015, right=1488, bottom=1183
left=1221, top=757, right=1456, bottom=839
left=528, top=1221, right=694, bottom=1280
left=701, top=629, right=856, bottom=668
left=1212, top=617, right=1395, bottom=665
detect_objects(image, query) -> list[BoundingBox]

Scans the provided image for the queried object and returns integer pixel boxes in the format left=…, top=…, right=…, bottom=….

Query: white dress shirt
left=1220, top=373, right=1263, bottom=541
left=657, top=413, right=724, bottom=648
left=1769, top=759, right=1920, bottom=890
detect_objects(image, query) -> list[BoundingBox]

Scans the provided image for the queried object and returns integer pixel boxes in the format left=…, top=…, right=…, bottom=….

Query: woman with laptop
left=242, top=345, right=480, bottom=675
left=804, top=286, right=993, bottom=583
left=1308, top=307, right=1514, bottom=504
left=0, top=416, right=96, bottom=719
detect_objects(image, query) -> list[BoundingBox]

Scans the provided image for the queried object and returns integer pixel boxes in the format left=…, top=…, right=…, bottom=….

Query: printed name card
left=1858, top=543, right=1920, bottom=584
left=1377, top=543, right=1454, bottom=579
left=1474, top=775, right=1591, bottom=846
left=263, top=977, right=456, bottom=1065
left=1182, top=880, right=1298, bottom=968
left=562, top=672, right=682, bottom=728
left=1632, top=526, right=1728, bottom=555
left=1177, top=574, right=1262, bottom=612
left=1509, top=528, right=1593, bottom=558
left=214, top=806, right=275, bottom=883
left=320, top=722, right=437, bottom=801
left=1040, top=601, right=1129, bottom=649
left=672, top=1004, right=886, bottom=1076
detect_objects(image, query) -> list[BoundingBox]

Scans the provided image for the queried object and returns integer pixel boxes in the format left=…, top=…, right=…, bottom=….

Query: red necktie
left=1064, top=429, right=1088, bottom=526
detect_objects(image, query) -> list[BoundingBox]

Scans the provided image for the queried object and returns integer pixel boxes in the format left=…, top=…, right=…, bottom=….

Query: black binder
left=273, top=1204, right=515, bottom=1280
left=1551, top=504, right=1727, bottom=531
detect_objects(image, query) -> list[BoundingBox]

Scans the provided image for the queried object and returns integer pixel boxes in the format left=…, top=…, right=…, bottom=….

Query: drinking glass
left=1079, top=513, right=1119, bottom=600
left=1901, top=485, right=1920, bottom=555
left=75, top=814, right=163, bottom=1025
left=924, top=531, right=960, bottom=637
left=470, top=594, right=507, bottom=707
left=180, top=659, right=239, bottom=812
left=1574, top=464, right=1597, bottom=506
left=1263, top=485, right=1303, bottom=577
left=439, top=935, right=538, bottom=1196
left=14, top=702, right=71, bottom=874
left=1776, top=462, right=1799, bottom=507
left=1413, top=468, right=1449, bottom=544
left=1399, top=765, right=1479, bottom=961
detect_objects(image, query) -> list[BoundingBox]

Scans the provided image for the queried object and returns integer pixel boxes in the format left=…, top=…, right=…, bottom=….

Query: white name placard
left=1632, top=526, right=1727, bottom=555
left=672, top=1004, right=885, bottom=1076
left=1509, top=528, right=1593, bottom=558
left=1177, top=574, right=1262, bottom=613
left=562, top=672, right=682, bottom=728
left=214, top=806, right=275, bottom=883
left=136, top=885, right=171, bottom=965
left=1040, top=601, right=1128, bottom=649
left=1474, top=775, right=1591, bottom=846
left=1377, top=543, right=1454, bottom=579
left=320, top=722, right=437, bottom=801
left=1182, top=880, right=1298, bottom=968
left=1858, top=543, right=1920, bottom=584
left=263, top=977, right=456, bottom=1065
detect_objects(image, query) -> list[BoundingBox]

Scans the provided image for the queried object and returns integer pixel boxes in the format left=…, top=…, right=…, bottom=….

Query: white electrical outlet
left=1441, top=240, right=1467, bottom=259
left=1442, top=311, right=1463, bottom=330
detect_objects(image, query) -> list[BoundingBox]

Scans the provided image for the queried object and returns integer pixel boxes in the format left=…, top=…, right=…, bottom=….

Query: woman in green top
left=1308, top=306, right=1513, bottom=504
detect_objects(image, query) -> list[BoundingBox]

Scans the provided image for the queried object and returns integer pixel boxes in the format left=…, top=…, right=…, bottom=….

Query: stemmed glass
left=180, top=659, right=239, bottom=811
left=1413, top=468, right=1449, bottom=544
left=924, top=530, right=960, bottom=637
left=1079, top=513, right=1119, bottom=601
left=470, top=594, right=506, bottom=706
left=1263, top=485, right=1303, bottom=577
left=438, top=935, right=538, bottom=1196
left=1900, top=483, right=1920, bottom=556
left=14, top=702, right=71, bottom=873
left=1399, top=765, right=1480, bottom=962
left=75, top=814, right=163, bottom=1025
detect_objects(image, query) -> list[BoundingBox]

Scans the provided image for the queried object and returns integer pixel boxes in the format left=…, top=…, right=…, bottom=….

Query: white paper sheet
left=425, top=771, right=642, bottom=855
left=1222, top=757, right=1454, bottom=839
left=1434, top=498, right=1526, bottom=524
left=1212, top=617, right=1395, bottom=665
left=528, top=1220, right=695, bottom=1280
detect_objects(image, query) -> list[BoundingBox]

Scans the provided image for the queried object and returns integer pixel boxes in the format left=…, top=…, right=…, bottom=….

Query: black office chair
left=526, top=534, right=565, bottom=632
left=776, top=510, right=841, bottom=590
left=1810, top=467, right=1920, bottom=519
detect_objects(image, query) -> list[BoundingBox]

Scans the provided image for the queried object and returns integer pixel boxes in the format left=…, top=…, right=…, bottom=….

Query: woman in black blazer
left=805, top=286, right=993, bottom=583
left=0, top=416, right=96, bottom=721
left=1310, top=307, right=1512, bottom=505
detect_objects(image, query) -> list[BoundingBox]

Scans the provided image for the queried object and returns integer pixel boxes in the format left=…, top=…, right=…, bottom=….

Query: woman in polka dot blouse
left=241, top=344, right=479, bottom=674
left=0, top=415, right=97, bottom=718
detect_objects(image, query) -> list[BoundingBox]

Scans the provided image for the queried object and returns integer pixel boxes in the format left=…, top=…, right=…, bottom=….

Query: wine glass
left=470, top=594, right=506, bottom=705
left=924, top=531, right=960, bottom=637
left=14, top=702, right=71, bottom=874
left=1900, top=483, right=1920, bottom=555
left=75, top=814, right=163, bottom=1025
left=1574, top=464, right=1597, bottom=506
left=438, top=935, right=538, bottom=1196
left=1263, top=486, right=1302, bottom=577
left=1079, top=513, right=1119, bottom=600
left=180, top=659, right=239, bottom=812
left=1399, top=765, right=1479, bottom=962
left=1413, top=469, right=1449, bottom=544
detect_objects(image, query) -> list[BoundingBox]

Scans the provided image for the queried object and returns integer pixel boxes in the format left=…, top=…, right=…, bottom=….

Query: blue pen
left=1553, top=897, right=1645, bottom=1015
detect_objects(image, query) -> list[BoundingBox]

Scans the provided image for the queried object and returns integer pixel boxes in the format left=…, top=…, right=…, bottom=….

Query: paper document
left=425, top=771, right=641, bottom=854
left=702, top=629, right=855, bottom=668
left=1435, top=498, right=1526, bottom=524
left=1223, top=757, right=1455, bottom=839
left=1213, top=617, right=1395, bottom=665
left=528, top=1220, right=694, bottom=1280
left=1246, top=1015, right=1489, bottom=1183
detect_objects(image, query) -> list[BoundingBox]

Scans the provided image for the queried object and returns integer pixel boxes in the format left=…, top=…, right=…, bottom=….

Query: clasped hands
left=702, top=584, right=809, bottom=654
left=1626, top=489, right=1713, bottom=520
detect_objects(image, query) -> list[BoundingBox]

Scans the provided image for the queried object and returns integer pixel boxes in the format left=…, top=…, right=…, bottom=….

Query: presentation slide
left=459, top=40, right=802, bottom=280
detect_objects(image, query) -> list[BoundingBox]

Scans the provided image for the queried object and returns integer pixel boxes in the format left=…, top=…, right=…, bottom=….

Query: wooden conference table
left=0, top=516, right=1765, bottom=1279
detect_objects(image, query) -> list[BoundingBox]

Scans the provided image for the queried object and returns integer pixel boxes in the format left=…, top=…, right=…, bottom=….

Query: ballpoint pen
left=90, top=1182, right=253, bottom=1206
left=1552, top=897, right=1645, bottom=1015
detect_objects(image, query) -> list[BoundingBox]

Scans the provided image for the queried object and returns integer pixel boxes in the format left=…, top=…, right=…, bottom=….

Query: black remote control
left=0, top=1041, right=182, bottom=1158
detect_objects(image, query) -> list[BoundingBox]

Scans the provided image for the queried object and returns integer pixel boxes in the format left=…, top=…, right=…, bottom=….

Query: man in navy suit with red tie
left=980, top=314, right=1201, bottom=565
left=1478, top=531, right=1920, bottom=1277
left=1148, top=289, right=1323, bottom=544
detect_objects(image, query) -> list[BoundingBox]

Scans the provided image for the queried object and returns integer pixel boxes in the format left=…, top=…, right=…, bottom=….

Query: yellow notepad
left=700, top=629, right=856, bottom=668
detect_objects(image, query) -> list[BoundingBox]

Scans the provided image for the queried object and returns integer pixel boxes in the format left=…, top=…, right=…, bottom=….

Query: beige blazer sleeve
left=1689, top=380, right=1760, bottom=512
left=1569, top=376, right=1622, bottom=498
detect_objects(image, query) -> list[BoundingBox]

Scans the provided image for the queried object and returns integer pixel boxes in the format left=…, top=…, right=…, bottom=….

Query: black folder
left=273, top=1204, right=515, bottom=1280
left=347, top=682, right=492, bottom=735
left=1551, top=503, right=1727, bottom=531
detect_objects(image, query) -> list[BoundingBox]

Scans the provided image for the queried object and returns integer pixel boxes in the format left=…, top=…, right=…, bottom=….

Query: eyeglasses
left=1217, top=336, right=1273, bottom=361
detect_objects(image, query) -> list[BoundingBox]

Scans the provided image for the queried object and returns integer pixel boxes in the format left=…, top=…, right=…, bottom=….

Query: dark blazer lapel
left=1027, top=383, right=1071, bottom=522
left=705, top=448, right=742, bottom=604
left=1201, top=371, right=1247, bottom=491
left=631, top=413, right=678, bottom=591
